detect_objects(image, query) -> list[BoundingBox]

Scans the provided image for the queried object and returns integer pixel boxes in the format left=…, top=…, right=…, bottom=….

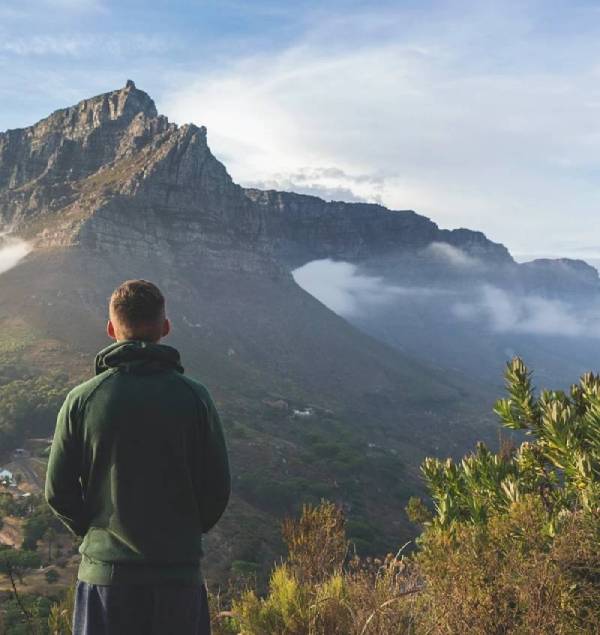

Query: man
left=45, top=279, right=231, bottom=634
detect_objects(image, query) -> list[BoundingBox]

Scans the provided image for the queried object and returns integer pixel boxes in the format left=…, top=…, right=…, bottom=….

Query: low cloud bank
left=292, top=258, right=448, bottom=317
left=294, top=258, right=600, bottom=339
left=452, top=285, right=600, bottom=338
left=0, top=236, right=32, bottom=275
left=424, top=242, right=482, bottom=269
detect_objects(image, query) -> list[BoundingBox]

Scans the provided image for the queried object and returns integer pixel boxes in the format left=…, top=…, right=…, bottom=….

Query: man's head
left=107, top=279, right=171, bottom=343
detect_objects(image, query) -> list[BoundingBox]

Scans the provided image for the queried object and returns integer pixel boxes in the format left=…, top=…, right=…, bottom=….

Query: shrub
left=45, top=567, right=59, bottom=584
left=48, top=582, right=75, bottom=634
left=415, top=497, right=600, bottom=633
left=282, top=500, right=347, bottom=585
left=413, top=357, right=600, bottom=633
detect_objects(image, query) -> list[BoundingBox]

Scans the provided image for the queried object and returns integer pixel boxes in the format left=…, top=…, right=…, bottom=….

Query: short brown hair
left=109, top=279, right=166, bottom=340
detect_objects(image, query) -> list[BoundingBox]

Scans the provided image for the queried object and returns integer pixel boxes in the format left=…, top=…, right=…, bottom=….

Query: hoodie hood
left=95, top=340, right=184, bottom=375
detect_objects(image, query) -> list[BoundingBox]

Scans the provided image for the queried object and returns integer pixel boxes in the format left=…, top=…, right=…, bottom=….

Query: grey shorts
left=72, top=579, right=211, bottom=635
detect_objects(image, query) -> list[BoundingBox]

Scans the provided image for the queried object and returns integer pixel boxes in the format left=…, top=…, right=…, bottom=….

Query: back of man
left=45, top=280, right=231, bottom=635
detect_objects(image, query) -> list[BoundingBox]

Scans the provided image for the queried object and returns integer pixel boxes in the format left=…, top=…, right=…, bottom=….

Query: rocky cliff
left=245, top=188, right=514, bottom=268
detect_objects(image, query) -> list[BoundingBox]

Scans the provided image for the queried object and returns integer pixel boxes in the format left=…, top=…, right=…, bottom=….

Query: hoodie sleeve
left=45, top=393, right=87, bottom=537
left=197, top=390, right=231, bottom=533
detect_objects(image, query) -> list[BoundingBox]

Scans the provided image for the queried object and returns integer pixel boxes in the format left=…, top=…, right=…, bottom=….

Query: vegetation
left=48, top=583, right=75, bottom=634
left=0, top=374, right=69, bottom=450
left=210, top=358, right=600, bottom=634
left=0, top=323, right=71, bottom=452
left=22, top=501, right=62, bottom=552
left=0, top=545, right=42, bottom=582
left=1, top=594, right=54, bottom=635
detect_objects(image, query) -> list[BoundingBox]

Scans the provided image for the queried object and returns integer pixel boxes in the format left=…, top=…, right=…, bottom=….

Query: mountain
left=0, top=80, right=594, bottom=581
left=253, top=192, right=600, bottom=390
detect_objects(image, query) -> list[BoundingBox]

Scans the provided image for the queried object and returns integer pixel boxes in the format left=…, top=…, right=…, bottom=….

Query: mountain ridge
left=2, top=80, right=596, bottom=296
left=0, top=80, right=561, bottom=279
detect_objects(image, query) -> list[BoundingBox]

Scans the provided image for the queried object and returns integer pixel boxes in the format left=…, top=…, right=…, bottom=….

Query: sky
left=1, top=0, right=600, bottom=259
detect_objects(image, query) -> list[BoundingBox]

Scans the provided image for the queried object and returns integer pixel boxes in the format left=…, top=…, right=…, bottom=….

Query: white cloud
left=292, top=258, right=449, bottom=317
left=0, top=33, right=170, bottom=57
left=0, top=237, right=32, bottom=275
left=424, top=242, right=482, bottom=268
left=0, top=0, right=105, bottom=19
left=246, top=166, right=386, bottom=203
left=293, top=258, right=600, bottom=339
left=452, top=284, right=600, bottom=338
left=162, top=2, right=600, bottom=254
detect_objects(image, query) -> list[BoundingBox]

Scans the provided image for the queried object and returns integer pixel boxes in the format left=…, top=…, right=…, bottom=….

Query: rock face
left=0, top=84, right=508, bottom=572
left=245, top=189, right=513, bottom=269
left=0, top=82, right=283, bottom=276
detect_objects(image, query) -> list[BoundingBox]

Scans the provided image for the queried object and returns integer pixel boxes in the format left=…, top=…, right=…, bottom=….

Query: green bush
left=231, top=560, right=260, bottom=578
left=0, top=372, right=69, bottom=450
left=45, top=568, right=59, bottom=584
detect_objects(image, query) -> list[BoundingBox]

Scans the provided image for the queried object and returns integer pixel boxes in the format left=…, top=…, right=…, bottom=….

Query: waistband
left=78, top=553, right=204, bottom=585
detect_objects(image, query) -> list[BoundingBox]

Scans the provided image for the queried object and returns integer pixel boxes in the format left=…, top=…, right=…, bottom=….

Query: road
left=6, top=456, right=44, bottom=491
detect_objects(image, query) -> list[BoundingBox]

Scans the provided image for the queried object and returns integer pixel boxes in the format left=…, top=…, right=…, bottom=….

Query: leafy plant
left=420, top=357, right=600, bottom=531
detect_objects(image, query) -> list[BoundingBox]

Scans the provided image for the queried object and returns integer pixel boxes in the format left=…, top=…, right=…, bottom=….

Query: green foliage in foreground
left=421, top=357, right=600, bottom=530
left=1, top=594, right=54, bottom=635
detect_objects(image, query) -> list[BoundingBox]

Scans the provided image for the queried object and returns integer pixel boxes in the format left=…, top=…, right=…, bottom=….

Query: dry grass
left=210, top=498, right=600, bottom=635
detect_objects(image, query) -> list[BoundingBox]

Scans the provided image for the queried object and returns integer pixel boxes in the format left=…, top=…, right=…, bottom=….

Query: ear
left=161, top=318, right=171, bottom=338
left=107, top=320, right=117, bottom=340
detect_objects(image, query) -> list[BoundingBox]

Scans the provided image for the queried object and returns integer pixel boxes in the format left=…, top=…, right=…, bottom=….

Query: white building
left=0, top=468, right=15, bottom=485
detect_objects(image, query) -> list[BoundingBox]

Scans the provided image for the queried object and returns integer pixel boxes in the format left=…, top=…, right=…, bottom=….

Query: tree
left=45, top=568, right=59, bottom=584
left=44, top=527, right=57, bottom=563
left=282, top=500, right=348, bottom=584
left=0, top=545, right=42, bottom=583
left=22, top=499, right=60, bottom=551
left=421, top=357, right=600, bottom=531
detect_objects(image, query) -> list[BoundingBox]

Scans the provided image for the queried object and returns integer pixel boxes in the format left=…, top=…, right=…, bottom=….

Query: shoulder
left=63, top=370, right=117, bottom=410
left=174, top=374, right=216, bottom=411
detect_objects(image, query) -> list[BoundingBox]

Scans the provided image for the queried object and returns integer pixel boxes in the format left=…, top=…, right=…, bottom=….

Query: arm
left=198, top=391, right=231, bottom=533
left=44, top=394, right=87, bottom=537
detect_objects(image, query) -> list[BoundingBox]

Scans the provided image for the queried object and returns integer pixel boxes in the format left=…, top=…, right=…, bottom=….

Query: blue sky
left=2, top=0, right=600, bottom=259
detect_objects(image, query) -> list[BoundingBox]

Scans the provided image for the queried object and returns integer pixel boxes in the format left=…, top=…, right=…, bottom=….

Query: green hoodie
left=44, top=340, right=231, bottom=585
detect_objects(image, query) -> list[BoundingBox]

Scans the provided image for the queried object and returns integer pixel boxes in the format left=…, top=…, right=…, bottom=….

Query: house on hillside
left=292, top=407, right=314, bottom=418
left=0, top=468, right=15, bottom=486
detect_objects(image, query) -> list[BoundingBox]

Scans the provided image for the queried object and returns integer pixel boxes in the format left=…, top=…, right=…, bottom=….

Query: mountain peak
left=38, top=80, right=159, bottom=136
left=98, top=80, right=158, bottom=120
